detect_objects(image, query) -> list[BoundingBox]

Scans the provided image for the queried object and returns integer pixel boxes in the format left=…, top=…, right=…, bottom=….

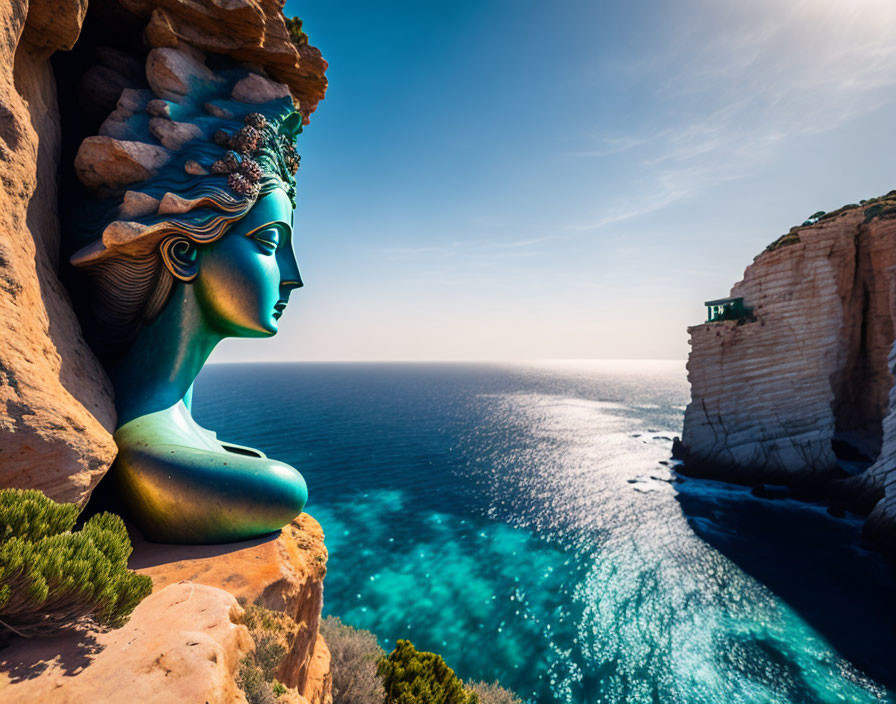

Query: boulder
left=145, top=46, right=221, bottom=102
left=232, top=73, right=291, bottom=104
left=74, top=135, right=171, bottom=189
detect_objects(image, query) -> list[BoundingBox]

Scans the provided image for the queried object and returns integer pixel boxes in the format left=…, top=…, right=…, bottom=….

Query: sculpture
left=67, top=48, right=310, bottom=543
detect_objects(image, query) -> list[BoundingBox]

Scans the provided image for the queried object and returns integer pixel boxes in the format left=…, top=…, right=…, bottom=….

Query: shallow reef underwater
left=195, top=361, right=896, bottom=704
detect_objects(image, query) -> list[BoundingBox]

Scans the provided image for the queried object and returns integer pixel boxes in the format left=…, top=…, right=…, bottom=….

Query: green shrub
left=238, top=655, right=279, bottom=704
left=320, top=615, right=385, bottom=704
left=242, top=603, right=298, bottom=680
left=378, top=639, right=478, bottom=704
left=464, top=681, right=523, bottom=704
left=285, top=17, right=309, bottom=47
left=0, top=488, right=151, bottom=638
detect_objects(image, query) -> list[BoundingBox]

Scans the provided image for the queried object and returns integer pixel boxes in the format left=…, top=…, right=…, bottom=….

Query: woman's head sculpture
left=67, top=48, right=314, bottom=544
left=70, top=50, right=306, bottom=365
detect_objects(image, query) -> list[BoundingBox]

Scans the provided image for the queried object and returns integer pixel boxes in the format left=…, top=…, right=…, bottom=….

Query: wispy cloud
left=570, top=0, right=896, bottom=230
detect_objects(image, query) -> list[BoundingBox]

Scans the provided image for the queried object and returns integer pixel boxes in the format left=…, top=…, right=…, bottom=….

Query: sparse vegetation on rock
left=237, top=603, right=297, bottom=704
left=285, top=17, right=309, bottom=47
left=322, top=619, right=522, bottom=704
left=321, top=615, right=385, bottom=704
left=464, top=681, right=524, bottom=704
left=0, top=488, right=151, bottom=638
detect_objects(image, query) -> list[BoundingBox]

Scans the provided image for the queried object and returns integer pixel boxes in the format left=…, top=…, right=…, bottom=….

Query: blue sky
left=212, top=0, right=896, bottom=362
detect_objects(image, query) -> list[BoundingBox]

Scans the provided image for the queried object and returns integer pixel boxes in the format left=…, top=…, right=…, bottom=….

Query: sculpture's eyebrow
left=244, top=221, right=292, bottom=239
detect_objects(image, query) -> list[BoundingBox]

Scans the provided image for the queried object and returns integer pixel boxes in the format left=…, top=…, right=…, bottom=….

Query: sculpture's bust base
left=112, top=403, right=308, bottom=545
left=0, top=515, right=331, bottom=704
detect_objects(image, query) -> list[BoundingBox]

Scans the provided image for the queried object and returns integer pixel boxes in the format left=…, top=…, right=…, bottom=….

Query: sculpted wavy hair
left=67, top=48, right=303, bottom=363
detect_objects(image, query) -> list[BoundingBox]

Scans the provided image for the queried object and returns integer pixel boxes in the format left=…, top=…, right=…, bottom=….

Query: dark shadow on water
left=674, top=476, right=896, bottom=691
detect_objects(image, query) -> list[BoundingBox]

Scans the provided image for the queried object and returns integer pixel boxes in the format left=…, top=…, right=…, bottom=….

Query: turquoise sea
left=193, top=361, right=896, bottom=704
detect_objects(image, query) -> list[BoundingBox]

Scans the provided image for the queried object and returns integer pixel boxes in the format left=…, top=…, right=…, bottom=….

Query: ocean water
left=193, top=361, right=896, bottom=704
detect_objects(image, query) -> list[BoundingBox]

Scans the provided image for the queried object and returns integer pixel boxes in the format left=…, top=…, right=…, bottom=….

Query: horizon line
left=206, top=357, right=688, bottom=364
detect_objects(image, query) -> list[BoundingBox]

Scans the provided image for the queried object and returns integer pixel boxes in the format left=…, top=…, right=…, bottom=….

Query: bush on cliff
left=378, top=639, right=479, bottom=704
left=238, top=603, right=297, bottom=704
left=285, top=17, right=309, bottom=47
left=0, top=488, right=151, bottom=638
left=464, top=681, right=523, bottom=704
left=320, top=615, right=385, bottom=704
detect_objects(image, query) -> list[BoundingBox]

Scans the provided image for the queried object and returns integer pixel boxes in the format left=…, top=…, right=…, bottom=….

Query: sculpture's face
left=193, top=188, right=302, bottom=337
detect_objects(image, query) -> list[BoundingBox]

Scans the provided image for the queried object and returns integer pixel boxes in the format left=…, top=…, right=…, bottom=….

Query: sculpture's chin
left=228, top=317, right=278, bottom=338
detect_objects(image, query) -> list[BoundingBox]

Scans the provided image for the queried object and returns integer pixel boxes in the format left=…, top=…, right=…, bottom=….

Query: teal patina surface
left=66, top=50, right=310, bottom=543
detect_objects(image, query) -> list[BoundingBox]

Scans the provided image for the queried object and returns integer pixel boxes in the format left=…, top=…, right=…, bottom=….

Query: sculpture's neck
left=112, top=282, right=222, bottom=427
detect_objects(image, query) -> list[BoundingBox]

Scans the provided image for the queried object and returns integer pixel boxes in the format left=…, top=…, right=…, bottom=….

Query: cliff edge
left=0, top=515, right=332, bottom=703
left=680, top=194, right=896, bottom=554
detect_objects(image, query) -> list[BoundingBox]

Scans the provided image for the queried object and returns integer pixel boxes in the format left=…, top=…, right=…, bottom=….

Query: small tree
left=378, top=639, right=478, bottom=704
left=0, top=488, right=152, bottom=637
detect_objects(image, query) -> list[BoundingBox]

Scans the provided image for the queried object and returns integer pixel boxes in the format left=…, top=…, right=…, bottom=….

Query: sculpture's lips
left=273, top=301, right=288, bottom=320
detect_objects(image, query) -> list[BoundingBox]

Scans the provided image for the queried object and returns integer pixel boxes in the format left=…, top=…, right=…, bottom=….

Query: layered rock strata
left=680, top=196, right=896, bottom=551
left=0, top=0, right=118, bottom=506
left=118, top=0, right=327, bottom=121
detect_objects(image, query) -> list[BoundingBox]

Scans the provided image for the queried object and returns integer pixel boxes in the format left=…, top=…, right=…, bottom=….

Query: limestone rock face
left=0, top=582, right=254, bottom=703
left=0, top=0, right=118, bottom=506
left=131, top=514, right=332, bottom=702
left=681, top=198, right=896, bottom=548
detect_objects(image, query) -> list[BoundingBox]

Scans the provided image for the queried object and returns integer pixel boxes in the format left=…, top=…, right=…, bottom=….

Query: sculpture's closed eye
left=251, top=226, right=280, bottom=254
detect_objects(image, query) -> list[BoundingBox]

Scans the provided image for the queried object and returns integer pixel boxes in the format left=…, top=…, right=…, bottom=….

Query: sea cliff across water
left=679, top=193, right=896, bottom=555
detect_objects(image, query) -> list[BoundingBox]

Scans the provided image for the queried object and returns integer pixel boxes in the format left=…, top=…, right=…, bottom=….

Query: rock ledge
left=0, top=515, right=331, bottom=703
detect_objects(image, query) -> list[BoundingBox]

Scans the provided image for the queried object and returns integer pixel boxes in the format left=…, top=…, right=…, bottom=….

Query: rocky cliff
left=680, top=194, right=896, bottom=553
left=0, top=0, right=118, bottom=507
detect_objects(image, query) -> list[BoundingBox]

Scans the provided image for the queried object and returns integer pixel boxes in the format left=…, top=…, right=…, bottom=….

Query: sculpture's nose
left=281, top=272, right=303, bottom=291
left=278, top=243, right=303, bottom=292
